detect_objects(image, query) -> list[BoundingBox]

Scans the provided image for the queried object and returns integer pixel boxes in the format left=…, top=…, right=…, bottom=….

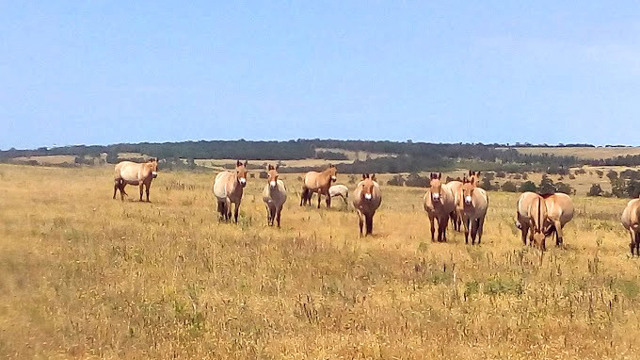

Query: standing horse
left=622, top=198, right=640, bottom=256
left=424, top=173, right=456, bottom=242
left=461, top=175, right=489, bottom=245
left=300, top=164, right=337, bottom=208
left=262, top=164, right=287, bottom=227
left=352, top=174, right=382, bottom=236
left=213, top=160, right=248, bottom=223
left=515, top=192, right=543, bottom=245
left=113, top=158, right=158, bottom=202
left=447, top=179, right=463, bottom=231
left=528, top=196, right=549, bottom=251
left=543, top=193, right=574, bottom=246
left=329, top=184, right=349, bottom=204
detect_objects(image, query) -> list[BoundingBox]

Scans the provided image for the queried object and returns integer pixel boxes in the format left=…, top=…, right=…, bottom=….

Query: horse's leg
left=326, top=192, right=331, bottom=208
left=276, top=206, right=282, bottom=228
left=365, top=213, right=373, bottom=236
left=635, top=232, right=640, bottom=256
left=300, top=188, right=307, bottom=206
left=113, top=180, right=118, bottom=199
left=553, top=220, right=563, bottom=246
left=234, top=200, right=241, bottom=223
left=462, top=214, right=470, bottom=244
left=429, top=215, right=435, bottom=242
left=145, top=180, right=151, bottom=202
left=357, top=210, right=364, bottom=236
left=139, top=183, right=144, bottom=201
left=119, top=182, right=127, bottom=201
left=477, top=217, right=485, bottom=244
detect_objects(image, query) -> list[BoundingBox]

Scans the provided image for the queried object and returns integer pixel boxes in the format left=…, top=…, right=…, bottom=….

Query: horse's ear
left=476, top=171, right=481, bottom=177
left=237, top=160, right=242, bottom=167
left=371, top=174, right=376, bottom=181
left=244, top=160, right=248, bottom=167
left=362, top=174, right=367, bottom=180
left=275, top=164, right=279, bottom=170
left=267, top=164, right=272, bottom=171
left=438, top=173, right=442, bottom=179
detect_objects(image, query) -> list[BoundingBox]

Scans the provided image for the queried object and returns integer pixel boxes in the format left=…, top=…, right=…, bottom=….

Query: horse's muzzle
left=331, top=176, right=337, bottom=182
left=364, top=193, right=372, bottom=200
left=239, top=178, right=247, bottom=187
left=152, top=171, right=158, bottom=178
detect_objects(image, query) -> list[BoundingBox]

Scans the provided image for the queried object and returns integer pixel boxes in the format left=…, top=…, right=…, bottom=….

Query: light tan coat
left=352, top=175, right=382, bottom=236
left=515, top=192, right=542, bottom=245
left=622, top=198, right=640, bottom=256
left=262, top=165, right=287, bottom=227
left=113, top=159, right=158, bottom=202
left=301, top=165, right=337, bottom=208
left=544, top=193, right=574, bottom=246
left=424, top=173, right=456, bottom=242
left=213, top=160, right=248, bottom=223
left=461, top=177, right=489, bottom=245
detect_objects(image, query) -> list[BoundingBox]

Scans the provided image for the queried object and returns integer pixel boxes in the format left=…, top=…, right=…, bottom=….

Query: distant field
left=1, top=164, right=639, bottom=359
left=315, top=148, right=394, bottom=161
left=505, top=146, right=640, bottom=159
left=13, top=155, right=76, bottom=164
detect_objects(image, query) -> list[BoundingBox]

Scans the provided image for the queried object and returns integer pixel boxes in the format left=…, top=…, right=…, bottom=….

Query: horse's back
left=545, top=193, right=574, bottom=224
left=303, top=171, right=321, bottom=189
left=115, top=161, right=142, bottom=184
left=330, top=184, right=348, bottom=198
left=622, top=199, right=640, bottom=230
left=213, top=171, right=230, bottom=200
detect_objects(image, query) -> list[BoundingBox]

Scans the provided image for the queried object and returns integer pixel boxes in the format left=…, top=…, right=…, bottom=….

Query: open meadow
left=2, top=164, right=640, bottom=359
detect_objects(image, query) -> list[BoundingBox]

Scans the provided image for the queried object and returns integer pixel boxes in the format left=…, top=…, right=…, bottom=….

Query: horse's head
left=462, top=176, right=476, bottom=206
left=429, top=173, right=443, bottom=203
left=266, top=164, right=279, bottom=189
left=327, top=164, right=338, bottom=183
left=468, top=170, right=481, bottom=185
left=236, top=160, right=248, bottom=187
left=360, top=174, right=376, bottom=201
left=147, top=158, right=158, bottom=178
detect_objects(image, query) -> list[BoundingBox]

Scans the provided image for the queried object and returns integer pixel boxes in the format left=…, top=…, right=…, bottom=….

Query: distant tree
left=259, top=171, right=268, bottom=179
left=611, top=178, right=626, bottom=198
left=405, top=173, right=429, bottom=187
left=628, top=180, right=640, bottom=198
left=480, top=177, right=498, bottom=191
left=587, top=184, right=603, bottom=197
left=501, top=181, right=517, bottom=192
left=555, top=182, right=573, bottom=195
left=607, top=170, right=618, bottom=181
left=568, top=174, right=576, bottom=180
left=106, top=151, right=119, bottom=164
left=387, top=174, right=405, bottom=186
left=519, top=181, right=538, bottom=193
left=538, top=175, right=556, bottom=194
left=522, top=172, right=529, bottom=180
left=496, top=171, right=506, bottom=178
left=595, top=170, right=604, bottom=178
left=513, top=173, right=522, bottom=180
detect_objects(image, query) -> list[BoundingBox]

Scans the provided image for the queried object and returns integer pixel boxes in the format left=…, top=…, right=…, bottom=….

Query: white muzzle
left=270, top=180, right=276, bottom=188
left=432, top=193, right=440, bottom=202
left=364, top=193, right=372, bottom=200
left=239, top=178, right=247, bottom=186
left=465, top=195, right=472, bottom=205
left=331, top=176, right=337, bottom=181
left=152, top=171, right=158, bottom=178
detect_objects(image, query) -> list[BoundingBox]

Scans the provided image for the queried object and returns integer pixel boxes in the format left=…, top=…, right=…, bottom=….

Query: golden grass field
left=508, top=147, right=640, bottom=160
left=1, top=164, right=640, bottom=359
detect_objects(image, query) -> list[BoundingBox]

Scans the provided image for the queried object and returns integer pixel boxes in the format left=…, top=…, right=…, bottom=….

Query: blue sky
left=1, top=1, right=639, bottom=149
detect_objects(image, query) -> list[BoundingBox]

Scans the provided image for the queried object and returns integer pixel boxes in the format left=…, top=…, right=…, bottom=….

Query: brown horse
left=622, top=198, right=640, bottom=256
left=424, top=173, right=456, bottom=242
left=543, top=193, right=574, bottom=246
left=460, top=175, right=488, bottom=245
left=515, top=192, right=542, bottom=245
left=262, top=164, right=287, bottom=227
left=300, top=164, right=337, bottom=208
left=447, top=179, right=463, bottom=231
left=528, top=196, right=549, bottom=251
left=113, top=158, right=158, bottom=202
left=213, top=160, right=248, bottom=222
left=352, top=174, right=382, bottom=236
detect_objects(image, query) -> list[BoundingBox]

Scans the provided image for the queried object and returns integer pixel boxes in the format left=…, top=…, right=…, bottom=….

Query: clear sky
left=1, top=1, right=639, bottom=149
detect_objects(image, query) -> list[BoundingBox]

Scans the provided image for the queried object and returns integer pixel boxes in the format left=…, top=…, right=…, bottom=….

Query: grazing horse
left=528, top=196, right=549, bottom=251
left=515, top=192, right=543, bottom=245
left=543, top=193, right=574, bottom=246
left=300, top=165, right=337, bottom=208
left=113, top=158, right=158, bottom=202
left=352, top=174, right=382, bottom=236
left=213, top=160, right=248, bottom=223
left=447, top=180, right=463, bottom=231
left=460, top=176, right=489, bottom=245
left=329, top=184, right=349, bottom=204
left=262, top=164, right=287, bottom=227
left=621, top=198, right=640, bottom=256
left=424, top=173, right=456, bottom=242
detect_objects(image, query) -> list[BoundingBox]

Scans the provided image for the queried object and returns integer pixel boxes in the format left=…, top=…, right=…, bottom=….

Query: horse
left=460, top=175, right=489, bottom=245
left=423, top=173, right=456, bottom=242
left=213, top=160, right=248, bottom=223
left=528, top=196, right=549, bottom=251
left=352, top=174, right=382, bottom=236
left=515, top=192, right=543, bottom=245
left=447, top=179, right=463, bottom=231
left=262, top=164, right=287, bottom=227
left=543, top=193, right=574, bottom=246
left=300, top=164, right=337, bottom=208
left=113, top=158, right=158, bottom=202
left=468, top=170, right=481, bottom=186
left=329, top=184, right=349, bottom=204
left=621, top=198, right=640, bottom=256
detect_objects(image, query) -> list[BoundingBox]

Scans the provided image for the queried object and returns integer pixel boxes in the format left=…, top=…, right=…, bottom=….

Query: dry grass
left=1, top=164, right=639, bottom=359
left=508, top=147, right=640, bottom=160
left=13, top=155, right=76, bottom=165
